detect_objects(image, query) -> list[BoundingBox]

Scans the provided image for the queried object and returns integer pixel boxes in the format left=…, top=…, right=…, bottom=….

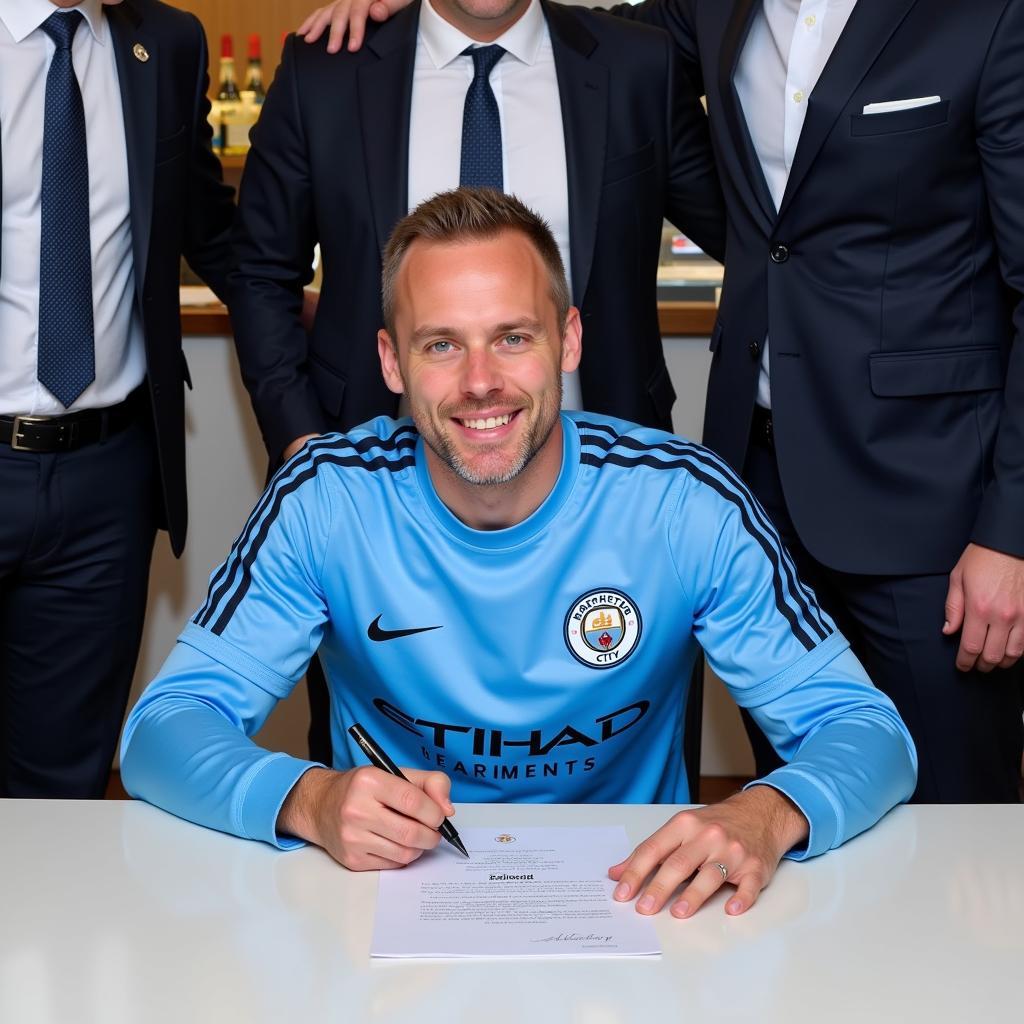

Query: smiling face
left=378, top=229, right=581, bottom=526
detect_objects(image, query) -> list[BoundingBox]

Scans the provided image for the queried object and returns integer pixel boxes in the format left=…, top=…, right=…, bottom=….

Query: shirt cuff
left=744, top=767, right=842, bottom=861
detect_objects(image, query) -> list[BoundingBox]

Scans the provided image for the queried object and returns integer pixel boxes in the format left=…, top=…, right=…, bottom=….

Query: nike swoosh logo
left=367, top=614, right=443, bottom=642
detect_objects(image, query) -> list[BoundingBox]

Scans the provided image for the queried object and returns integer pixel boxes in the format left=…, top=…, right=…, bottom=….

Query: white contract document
left=371, top=826, right=661, bottom=958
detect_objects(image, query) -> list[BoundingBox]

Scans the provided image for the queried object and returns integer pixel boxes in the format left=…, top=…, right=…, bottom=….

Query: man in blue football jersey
left=122, top=188, right=916, bottom=919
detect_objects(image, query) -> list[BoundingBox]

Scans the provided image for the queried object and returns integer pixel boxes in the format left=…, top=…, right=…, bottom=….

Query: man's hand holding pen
left=278, top=765, right=455, bottom=871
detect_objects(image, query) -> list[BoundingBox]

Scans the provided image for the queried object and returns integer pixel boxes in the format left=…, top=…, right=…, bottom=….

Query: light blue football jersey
left=122, top=413, right=916, bottom=856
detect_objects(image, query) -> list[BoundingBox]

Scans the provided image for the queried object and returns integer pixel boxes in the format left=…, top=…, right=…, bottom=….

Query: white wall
left=126, top=333, right=753, bottom=777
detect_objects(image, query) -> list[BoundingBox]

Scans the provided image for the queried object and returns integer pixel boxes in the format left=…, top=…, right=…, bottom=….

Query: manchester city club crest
left=564, top=589, right=642, bottom=669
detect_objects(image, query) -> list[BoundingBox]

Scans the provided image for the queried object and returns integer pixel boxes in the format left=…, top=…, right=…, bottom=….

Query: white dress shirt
left=0, top=0, right=143, bottom=416
left=734, top=0, right=858, bottom=408
left=408, top=0, right=580, bottom=410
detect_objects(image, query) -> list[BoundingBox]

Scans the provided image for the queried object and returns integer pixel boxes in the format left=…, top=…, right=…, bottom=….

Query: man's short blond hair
left=381, top=187, right=571, bottom=334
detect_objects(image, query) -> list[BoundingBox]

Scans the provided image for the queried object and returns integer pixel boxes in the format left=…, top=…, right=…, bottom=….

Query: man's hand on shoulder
left=278, top=765, right=455, bottom=870
left=944, top=543, right=1024, bottom=672
left=608, top=786, right=808, bottom=918
left=297, top=0, right=412, bottom=54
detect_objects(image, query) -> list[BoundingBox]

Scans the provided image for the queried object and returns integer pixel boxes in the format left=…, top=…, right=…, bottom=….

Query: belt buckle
left=11, top=414, right=50, bottom=452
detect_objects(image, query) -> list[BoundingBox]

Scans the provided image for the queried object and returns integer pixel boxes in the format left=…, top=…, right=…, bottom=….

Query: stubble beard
left=413, top=378, right=563, bottom=487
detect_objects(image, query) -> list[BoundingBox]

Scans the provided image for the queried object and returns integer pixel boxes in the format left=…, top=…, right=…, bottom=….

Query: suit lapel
left=358, top=4, right=419, bottom=255
left=776, top=0, right=920, bottom=222
left=107, top=0, right=156, bottom=303
left=544, top=1, right=606, bottom=306
left=717, top=0, right=776, bottom=230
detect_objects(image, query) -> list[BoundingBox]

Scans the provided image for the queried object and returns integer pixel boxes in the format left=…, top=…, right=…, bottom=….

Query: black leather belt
left=751, top=404, right=773, bottom=447
left=1, top=388, right=143, bottom=453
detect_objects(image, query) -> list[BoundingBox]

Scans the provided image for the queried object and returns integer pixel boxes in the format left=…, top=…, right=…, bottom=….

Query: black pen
left=348, top=722, right=469, bottom=858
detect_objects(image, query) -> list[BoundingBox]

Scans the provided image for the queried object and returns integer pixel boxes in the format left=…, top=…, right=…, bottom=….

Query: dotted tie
left=38, top=11, right=95, bottom=408
left=459, top=44, right=505, bottom=191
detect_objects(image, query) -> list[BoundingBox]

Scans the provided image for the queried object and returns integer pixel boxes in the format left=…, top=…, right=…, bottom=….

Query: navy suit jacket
left=621, top=0, right=1024, bottom=574
left=228, top=0, right=726, bottom=465
left=106, top=1, right=235, bottom=555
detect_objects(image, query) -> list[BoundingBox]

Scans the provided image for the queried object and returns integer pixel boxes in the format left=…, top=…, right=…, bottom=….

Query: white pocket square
left=862, top=96, right=941, bottom=115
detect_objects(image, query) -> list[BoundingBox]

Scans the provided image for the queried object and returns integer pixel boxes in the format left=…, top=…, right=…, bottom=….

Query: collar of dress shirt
left=419, top=0, right=545, bottom=69
left=0, top=0, right=105, bottom=45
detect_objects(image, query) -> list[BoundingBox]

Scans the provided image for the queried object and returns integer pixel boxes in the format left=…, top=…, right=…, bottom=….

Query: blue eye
left=504, top=334, right=524, bottom=346
left=431, top=340, right=454, bottom=354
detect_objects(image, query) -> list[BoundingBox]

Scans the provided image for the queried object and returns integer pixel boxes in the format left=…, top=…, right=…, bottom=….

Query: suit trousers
left=741, top=425, right=1023, bottom=803
left=0, top=416, right=158, bottom=797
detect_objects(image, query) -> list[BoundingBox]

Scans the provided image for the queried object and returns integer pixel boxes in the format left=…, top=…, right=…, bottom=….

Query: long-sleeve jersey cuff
left=744, top=769, right=842, bottom=861
left=239, top=755, right=322, bottom=849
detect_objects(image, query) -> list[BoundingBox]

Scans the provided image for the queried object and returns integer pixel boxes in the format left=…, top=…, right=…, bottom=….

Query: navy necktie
left=38, top=11, right=95, bottom=408
left=459, top=45, right=505, bottom=191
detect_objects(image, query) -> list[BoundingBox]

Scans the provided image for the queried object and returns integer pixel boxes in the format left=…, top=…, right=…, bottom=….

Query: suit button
left=770, top=243, right=789, bottom=263
left=749, top=340, right=761, bottom=359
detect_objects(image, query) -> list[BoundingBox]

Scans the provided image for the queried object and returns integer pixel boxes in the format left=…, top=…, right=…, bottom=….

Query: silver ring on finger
left=709, top=861, right=728, bottom=882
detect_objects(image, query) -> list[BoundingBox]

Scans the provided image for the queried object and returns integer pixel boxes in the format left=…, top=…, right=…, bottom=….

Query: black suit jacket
left=229, top=0, right=725, bottom=465
left=619, top=0, right=1024, bottom=575
left=100, top=1, right=233, bottom=555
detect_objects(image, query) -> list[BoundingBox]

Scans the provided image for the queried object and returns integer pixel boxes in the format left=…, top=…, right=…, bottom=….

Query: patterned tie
left=459, top=44, right=505, bottom=190
left=38, top=10, right=95, bottom=408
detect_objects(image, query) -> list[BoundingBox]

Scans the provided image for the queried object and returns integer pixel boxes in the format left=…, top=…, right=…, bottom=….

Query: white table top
left=1, top=800, right=1021, bottom=1024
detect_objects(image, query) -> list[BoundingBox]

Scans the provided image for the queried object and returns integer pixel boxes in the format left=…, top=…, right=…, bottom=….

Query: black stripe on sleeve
left=581, top=430, right=831, bottom=641
left=209, top=448, right=415, bottom=636
left=578, top=429, right=832, bottom=651
left=195, top=427, right=416, bottom=632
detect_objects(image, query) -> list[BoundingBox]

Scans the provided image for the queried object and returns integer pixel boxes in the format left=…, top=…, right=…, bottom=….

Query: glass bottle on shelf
left=219, top=34, right=253, bottom=157
left=217, top=33, right=240, bottom=103
left=211, top=33, right=238, bottom=154
left=244, top=34, right=265, bottom=105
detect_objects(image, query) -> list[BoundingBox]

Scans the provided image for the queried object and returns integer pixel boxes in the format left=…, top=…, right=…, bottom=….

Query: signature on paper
left=531, top=933, right=615, bottom=945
